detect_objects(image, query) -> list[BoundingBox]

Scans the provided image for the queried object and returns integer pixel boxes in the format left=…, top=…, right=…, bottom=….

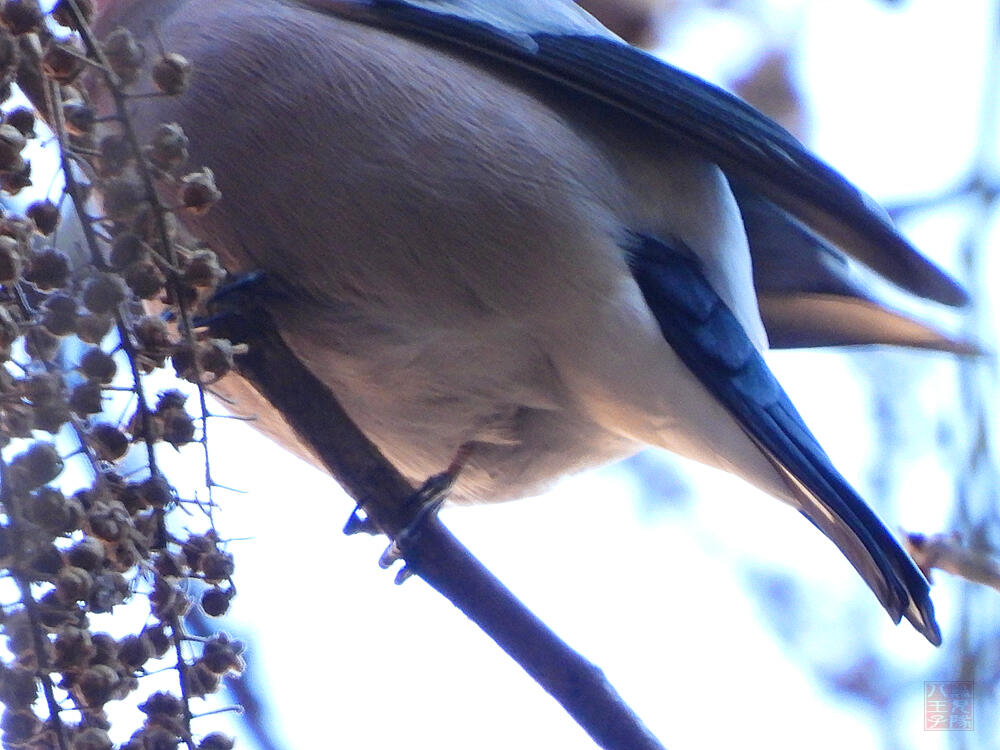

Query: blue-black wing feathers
left=627, top=233, right=941, bottom=645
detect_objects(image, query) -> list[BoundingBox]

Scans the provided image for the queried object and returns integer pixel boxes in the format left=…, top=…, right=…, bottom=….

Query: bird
left=85, top=0, right=971, bottom=645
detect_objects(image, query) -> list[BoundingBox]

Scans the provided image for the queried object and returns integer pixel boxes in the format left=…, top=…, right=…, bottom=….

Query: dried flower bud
left=55, top=566, right=93, bottom=605
left=0, top=122, right=25, bottom=170
left=82, top=272, right=128, bottom=314
left=24, top=324, right=61, bottom=360
left=51, top=0, right=94, bottom=29
left=97, top=133, right=133, bottom=176
left=10, top=442, right=63, bottom=490
left=63, top=99, right=97, bottom=136
left=24, top=247, right=70, bottom=290
left=42, top=292, right=78, bottom=335
left=102, top=26, right=144, bottom=82
left=72, top=726, right=114, bottom=750
left=102, top=175, right=146, bottom=221
left=152, top=52, right=191, bottom=95
left=0, top=234, right=20, bottom=282
left=89, top=423, right=130, bottom=462
left=198, top=733, right=235, bottom=750
left=0, top=0, right=43, bottom=36
left=76, top=312, right=113, bottom=344
left=66, top=536, right=105, bottom=572
left=124, top=258, right=165, bottom=299
left=79, top=347, right=117, bottom=383
left=43, top=39, right=86, bottom=84
left=147, top=122, right=188, bottom=171
left=109, top=232, right=148, bottom=268
left=200, top=586, right=233, bottom=617
left=180, top=167, right=220, bottom=214
left=4, top=107, right=34, bottom=138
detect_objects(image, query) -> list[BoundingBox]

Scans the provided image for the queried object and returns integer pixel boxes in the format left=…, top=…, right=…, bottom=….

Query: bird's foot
left=376, top=444, right=474, bottom=584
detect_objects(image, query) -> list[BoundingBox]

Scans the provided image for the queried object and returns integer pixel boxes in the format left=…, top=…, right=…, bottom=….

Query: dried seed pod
left=151, top=52, right=191, bottom=95
left=53, top=625, right=96, bottom=670
left=97, top=133, right=133, bottom=176
left=66, top=536, right=105, bottom=572
left=181, top=248, right=224, bottom=288
left=200, top=586, right=233, bottom=618
left=42, top=293, right=78, bottom=335
left=4, top=107, right=34, bottom=137
left=102, top=26, right=144, bottom=82
left=23, top=372, right=63, bottom=405
left=137, top=474, right=173, bottom=508
left=117, top=632, right=154, bottom=671
left=42, top=39, right=86, bottom=84
left=149, top=576, right=190, bottom=619
left=0, top=665, right=37, bottom=710
left=63, top=99, right=97, bottom=136
left=0, top=305, right=17, bottom=358
left=139, top=691, right=184, bottom=718
left=0, top=233, right=20, bottom=282
left=200, top=550, right=235, bottom=583
left=0, top=122, right=26, bottom=170
left=33, top=401, right=72, bottom=434
left=88, top=424, right=130, bottom=462
left=109, top=232, right=148, bottom=268
left=144, top=624, right=171, bottom=658
left=123, top=258, right=165, bottom=299
left=71, top=726, right=114, bottom=750
left=82, top=273, right=128, bottom=314
left=24, top=324, right=61, bottom=360
left=9, top=442, right=63, bottom=490
left=75, top=312, right=113, bottom=344
left=69, top=381, right=104, bottom=416
left=86, top=500, right=131, bottom=541
left=179, top=167, right=220, bottom=214
left=26, top=486, right=84, bottom=536
left=76, top=664, right=120, bottom=708
left=146, top=122, right=188, bottom=171
left=0, top=28, right=18, bottom=73
left=0, top=0, right=43, bottom=36
left=159, top=407, right=195, bottom=447
left=0, top=709, right=40, bottom=746
left=102, top=175, right=146, bottom=221
left=0, top=156, right=31, bottom=193
left=184, top=661, right=220, bottom=698
left=25, top=199, right=59, bottom=235
left=89, top=571, right=129, bottom=611
left=51, top=0, right=94, bottom=29
left=24, top=247, right=71, bottom=290
left=55, top=566, right=93, bottom=605
left=201, top=633, right=245, bottom=675
left=198, top=733, right=235, bottom=750
left=79, top=347, right=117, bottom=383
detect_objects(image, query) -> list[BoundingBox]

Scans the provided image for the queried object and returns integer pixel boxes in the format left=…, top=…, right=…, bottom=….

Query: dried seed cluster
left=0, top=5, right=241, bottom=750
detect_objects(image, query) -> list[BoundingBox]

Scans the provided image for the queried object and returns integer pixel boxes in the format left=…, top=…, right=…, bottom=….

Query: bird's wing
left=301, top=0, right=967, bottom=310
left=627, top=233, right=941, bottom=644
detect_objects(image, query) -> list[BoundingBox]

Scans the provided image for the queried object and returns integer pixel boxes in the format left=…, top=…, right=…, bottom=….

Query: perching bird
left=86, top=0, right=970, bottom=644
